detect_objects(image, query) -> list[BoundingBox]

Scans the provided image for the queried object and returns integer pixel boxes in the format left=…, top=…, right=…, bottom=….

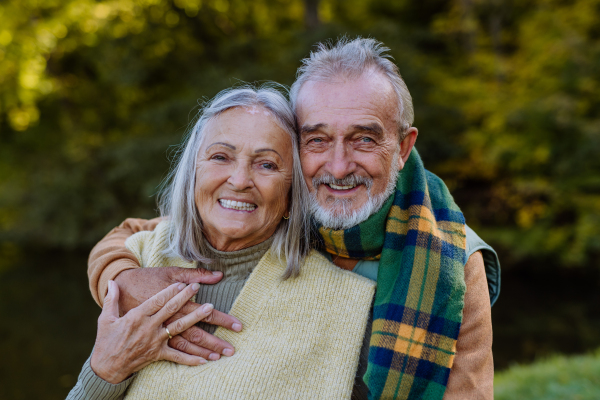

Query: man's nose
left=327, top=142, right=356, bottom=179
left=227, top=163, right=254, bottom=190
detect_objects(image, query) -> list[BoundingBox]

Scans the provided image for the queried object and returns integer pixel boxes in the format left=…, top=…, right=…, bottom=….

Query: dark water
left=491, top=263, right=600, bottom=370
left=1, top=249, right=599, bottom=399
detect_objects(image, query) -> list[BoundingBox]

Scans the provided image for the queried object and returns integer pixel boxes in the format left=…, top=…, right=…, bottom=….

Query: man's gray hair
left=158, top=85, right=311, bottom=278
left=290, top=37, right=414, bottom=138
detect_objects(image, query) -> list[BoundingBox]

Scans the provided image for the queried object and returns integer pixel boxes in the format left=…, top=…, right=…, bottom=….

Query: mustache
left=312, top=174, right=373, bottom=190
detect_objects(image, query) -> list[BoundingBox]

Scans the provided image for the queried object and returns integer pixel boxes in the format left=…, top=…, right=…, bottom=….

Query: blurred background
left=1, top=0, right=599, bottom=398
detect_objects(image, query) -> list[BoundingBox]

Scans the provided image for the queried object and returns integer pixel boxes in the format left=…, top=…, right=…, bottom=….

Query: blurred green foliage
left=0, top=0, right=599, bottom=269
left=494, top=349, right=600, bottom=399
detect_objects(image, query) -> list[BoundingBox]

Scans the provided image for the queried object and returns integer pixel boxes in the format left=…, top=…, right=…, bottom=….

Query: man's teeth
left=328, top=184, right=357, bottom=190
left=219, top=199, right=257, bottom=211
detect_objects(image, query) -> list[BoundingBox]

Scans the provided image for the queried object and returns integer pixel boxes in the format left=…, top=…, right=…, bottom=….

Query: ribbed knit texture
left=194, top=237, right=273, bottom=334
left=67, top=356, right=134, bottom=400
left=124, top=222, right=376, bottom=400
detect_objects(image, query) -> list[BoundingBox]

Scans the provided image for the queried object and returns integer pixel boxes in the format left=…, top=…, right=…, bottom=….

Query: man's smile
left=322, top=183, right=363, bottom=195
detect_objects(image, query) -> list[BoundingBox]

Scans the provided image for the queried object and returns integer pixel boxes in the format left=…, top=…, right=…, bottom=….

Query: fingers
left=137, top=282, right=187, bottom=316
left=162, top=347, right=206, bottom=366
left=168, top=303, right=242, bottom=333
left=180, top=325, right=235, bottom=357
left=178, top=301, right=203, bottom=317
left=152, top=283, right=201, bottom=322
left=166, top=303, right=214, bottom=336
left=168, top=336, right=219, bottom=360
left=168, top=267, right=223, bottom=285
left=202, top=309, right=243, bottom=333
left=101, top=280, right=120, bottom=319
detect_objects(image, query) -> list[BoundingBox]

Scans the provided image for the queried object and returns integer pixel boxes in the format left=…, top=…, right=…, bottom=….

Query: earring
left=283, top=214, right=289, bottom=220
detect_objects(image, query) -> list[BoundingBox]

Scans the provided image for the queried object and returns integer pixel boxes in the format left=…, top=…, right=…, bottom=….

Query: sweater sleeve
left=66, top=354, right=135, bottom=400
left=88, top=217, right=164, bottom=307
left=443, top=250, right=494, bottom=399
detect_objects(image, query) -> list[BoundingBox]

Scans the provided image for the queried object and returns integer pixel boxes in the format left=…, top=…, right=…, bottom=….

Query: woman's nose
left=227, top=163, right=254, bottom=190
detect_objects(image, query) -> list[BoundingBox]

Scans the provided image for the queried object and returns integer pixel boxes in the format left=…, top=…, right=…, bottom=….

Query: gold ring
left=165, top=327, right=173, bottom=340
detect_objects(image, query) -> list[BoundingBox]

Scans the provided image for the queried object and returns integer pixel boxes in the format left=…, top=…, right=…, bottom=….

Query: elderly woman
left=68, top=86, right=375, bottom=399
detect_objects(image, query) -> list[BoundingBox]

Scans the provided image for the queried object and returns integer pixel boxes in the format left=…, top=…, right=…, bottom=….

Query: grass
left=495, top=349, right=600, bottom=400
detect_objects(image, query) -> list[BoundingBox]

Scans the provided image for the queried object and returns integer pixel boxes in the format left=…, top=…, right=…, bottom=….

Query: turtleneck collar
left=200, top=235, right=275, bottom=279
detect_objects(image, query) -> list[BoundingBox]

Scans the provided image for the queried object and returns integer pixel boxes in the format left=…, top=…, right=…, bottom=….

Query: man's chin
left=310, top=203, right=373, bottom=230
left=310, top=191, right=393, bottom=230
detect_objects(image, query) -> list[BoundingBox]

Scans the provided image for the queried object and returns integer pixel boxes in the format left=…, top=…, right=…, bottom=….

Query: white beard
left=309, top=151, right=400, bottom=230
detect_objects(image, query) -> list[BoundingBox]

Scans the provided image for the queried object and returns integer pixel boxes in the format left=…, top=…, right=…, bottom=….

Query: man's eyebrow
left=255, top=148, right=283, bottom=159
left=206, top=142, right=236, bottom=150
left=352, top=123, right=384, bottom=136
left=300, top=123, right=327, bottom=135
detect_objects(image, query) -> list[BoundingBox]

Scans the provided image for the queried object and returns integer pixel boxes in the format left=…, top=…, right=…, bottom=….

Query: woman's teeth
left=328, top=184, right=357, bottom=190
left=219, top=199, right=257, bottom=211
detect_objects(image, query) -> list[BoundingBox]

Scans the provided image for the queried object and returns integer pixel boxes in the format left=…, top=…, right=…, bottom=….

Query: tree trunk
left=305, top=0, right=319, bottom=29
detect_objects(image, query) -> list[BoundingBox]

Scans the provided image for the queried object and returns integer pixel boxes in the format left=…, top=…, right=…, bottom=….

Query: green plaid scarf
left=316, top=149, right=467, bottom=399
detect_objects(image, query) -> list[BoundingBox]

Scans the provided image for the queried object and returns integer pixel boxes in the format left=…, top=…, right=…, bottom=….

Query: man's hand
left=114, top=267, right=242, bottom=360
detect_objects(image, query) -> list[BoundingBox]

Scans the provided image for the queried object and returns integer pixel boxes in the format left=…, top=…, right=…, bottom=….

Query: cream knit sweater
left=123, top=222, right=376, bottom=400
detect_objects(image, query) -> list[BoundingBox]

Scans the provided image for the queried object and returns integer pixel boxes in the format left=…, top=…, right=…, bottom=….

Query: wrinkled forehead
left=239, top=105, right=274, bottom=118
left=213, top=105, right=295, bottom=138
left=200, top=106, right=294, bottom=158
left=295, top=74, right=399, bottom=132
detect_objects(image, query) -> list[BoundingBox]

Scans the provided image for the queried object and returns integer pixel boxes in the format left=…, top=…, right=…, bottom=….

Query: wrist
left=90, top=352, right=128, bottom=384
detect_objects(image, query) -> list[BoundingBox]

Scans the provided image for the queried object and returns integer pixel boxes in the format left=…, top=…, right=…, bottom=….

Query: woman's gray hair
left=290, top=36, right=414, bottom=138
left=158, top=84, right=311, bottom=278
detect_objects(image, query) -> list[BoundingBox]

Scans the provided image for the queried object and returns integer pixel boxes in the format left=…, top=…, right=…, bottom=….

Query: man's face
left=296, top=70, right=417, bottom=229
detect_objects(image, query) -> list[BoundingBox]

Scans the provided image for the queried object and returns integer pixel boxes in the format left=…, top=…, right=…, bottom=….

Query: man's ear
left=398, top=127, right=418, bottom=170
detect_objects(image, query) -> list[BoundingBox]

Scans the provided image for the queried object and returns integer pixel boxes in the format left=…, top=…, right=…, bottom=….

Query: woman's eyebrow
left=207, top=142, right=236, bottom=150
left=255, top=148, right=283, bottom=159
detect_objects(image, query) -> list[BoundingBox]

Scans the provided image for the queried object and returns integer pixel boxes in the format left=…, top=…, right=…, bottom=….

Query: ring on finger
left=165, top=327, right=173, bottom=340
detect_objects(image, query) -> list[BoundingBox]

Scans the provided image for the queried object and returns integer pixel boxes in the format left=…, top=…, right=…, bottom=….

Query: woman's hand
left=90, top=280, right=213, bottom=384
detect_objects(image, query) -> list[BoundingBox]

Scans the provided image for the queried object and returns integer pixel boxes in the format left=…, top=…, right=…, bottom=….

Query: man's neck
left=332, top=256, right=359, bottom=271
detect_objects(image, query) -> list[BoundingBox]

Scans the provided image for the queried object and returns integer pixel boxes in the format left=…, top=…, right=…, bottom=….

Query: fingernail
left=222, top=348, right=234, bottom=357
left=202, top=303, right=214, bottom=313
left=191, top=283, right=200, bottom=291
left=177, top=282, right=186, bottom=291
left=199, top=358, right=207, bottom=365
left=208, top=353, right=220, bottom=361
left=232, top=323, right=242, bottom=332
left=212, top=271, right=221, bottom=276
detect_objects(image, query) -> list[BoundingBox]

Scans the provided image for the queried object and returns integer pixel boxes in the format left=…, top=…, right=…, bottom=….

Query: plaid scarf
left=316, top=149, right=467, bottom=400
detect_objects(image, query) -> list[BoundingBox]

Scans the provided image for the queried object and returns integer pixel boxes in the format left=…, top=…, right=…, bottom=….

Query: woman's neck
left=200, top=235, right=274, bottom=277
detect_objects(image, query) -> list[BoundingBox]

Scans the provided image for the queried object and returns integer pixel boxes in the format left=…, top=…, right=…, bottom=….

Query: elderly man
left=81, top=38, right=499, bottom=399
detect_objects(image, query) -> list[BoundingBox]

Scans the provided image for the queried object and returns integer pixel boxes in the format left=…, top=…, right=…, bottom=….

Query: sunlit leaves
left=0, top=0, right=598, bottom=268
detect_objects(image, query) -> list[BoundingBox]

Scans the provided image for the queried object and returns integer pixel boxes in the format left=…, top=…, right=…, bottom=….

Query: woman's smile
left=218, top=198, right=257, bottom=212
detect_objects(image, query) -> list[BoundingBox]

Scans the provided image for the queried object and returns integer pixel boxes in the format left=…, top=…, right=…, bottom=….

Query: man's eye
left=310, top=138, right=323, bottom=143
left=360, top=137, right=373, bottom=143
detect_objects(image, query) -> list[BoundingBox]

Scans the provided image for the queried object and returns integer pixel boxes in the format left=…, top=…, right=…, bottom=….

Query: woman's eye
left=211, top=155, right=226, bottom=161
left=261, top=162, right=276, bottom=170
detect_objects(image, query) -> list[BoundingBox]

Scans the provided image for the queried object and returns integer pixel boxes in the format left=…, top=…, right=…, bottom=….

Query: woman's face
left=195, top=107, right=293, bottom=251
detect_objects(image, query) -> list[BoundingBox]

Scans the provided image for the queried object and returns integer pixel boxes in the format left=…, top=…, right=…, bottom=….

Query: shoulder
left=299, top=250, right=376, bottom=292
left=464, top=225, right=501, bottom=306
left=125, top=221, right=193, bottom=269
left=124, top=220, right=170, bottom=254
